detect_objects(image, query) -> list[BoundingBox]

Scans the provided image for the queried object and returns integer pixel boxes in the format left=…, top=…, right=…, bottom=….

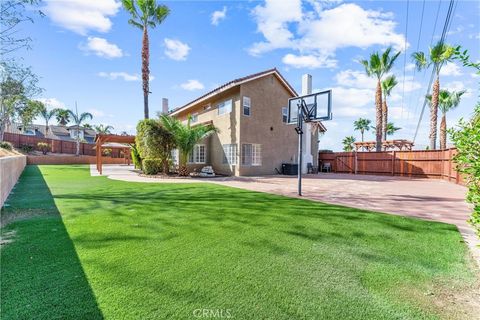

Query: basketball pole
left=298, top=107, right=303, bottom=196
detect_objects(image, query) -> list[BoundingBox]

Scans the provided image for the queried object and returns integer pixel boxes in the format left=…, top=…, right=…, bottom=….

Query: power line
left=400, top=0, right=409, bottom=122
left=413, top=0, right=455, bottom=144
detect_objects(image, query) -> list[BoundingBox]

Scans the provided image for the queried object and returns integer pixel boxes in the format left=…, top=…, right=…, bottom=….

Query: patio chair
left=307, top=163, right=318, bottom=174
left=321, top=162, right=331, bottom=173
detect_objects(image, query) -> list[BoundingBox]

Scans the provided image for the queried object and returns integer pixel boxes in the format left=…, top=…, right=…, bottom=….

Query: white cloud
left=97, top=72, right=154, bottom=82
left=443, top=81, right=472, bottom=97
left=180, top=80, right=205, bottom=91
left=250, top=1, right=406, bottom=69
left=44, top=0, right=120, bottom=35
left=164, top=38, right=190, bottom=61
left=334, top=69, right=376, bottom=88
left=282, top=53, right=336, bottom=69
left=316, top=86, right=374, bottom=117
left=211, top=7, right=227, bottom=26
left=81, top=37, right=123, bottom=58
left=38, top=98, right=66, bottom=110
left=439, top=62, right=462, bottom=77
left=88, top=108, right=105, bottom=117
left=405, top=63, right=416, bottom=72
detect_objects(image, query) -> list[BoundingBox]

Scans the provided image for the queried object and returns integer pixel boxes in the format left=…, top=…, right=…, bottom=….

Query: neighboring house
left=170, top=68, right=326, bottom=176
left=5, top=123, right=97, bottom=143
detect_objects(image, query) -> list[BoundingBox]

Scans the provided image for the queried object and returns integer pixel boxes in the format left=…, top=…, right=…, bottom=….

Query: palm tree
left=56, top=109, right=70, bottom=125
left=160, top=114, right=218, bottom=176
left=381, top=75, right=398, bottom=141
left=385, top=122, right=401, bottom=137
left=122, top=0, right=170, bottom=119
left=412, top=41, right=456, bottom=149
left=342, top=136, right=356, bottom=152
left=94, top=124, right=114, bottom=134
left=39, top=105, right=58, bottom=136
left=353, top=118, right=371, bottom=142
left=360, top=47, right=401, bottom=151
left=427, top=89, right=465, bottom=149
left=67, top=107, right=93, bottom=156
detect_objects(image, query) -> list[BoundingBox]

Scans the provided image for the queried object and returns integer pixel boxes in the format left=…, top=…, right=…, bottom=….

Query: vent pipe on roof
left=162, top=98, right=169, bottom=114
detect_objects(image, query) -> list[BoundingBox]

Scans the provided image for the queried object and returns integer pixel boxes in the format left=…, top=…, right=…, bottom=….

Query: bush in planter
left=37, top=142, right=50, bottom=155
left=0, top=141, right=13, bottom=150
left=102, top=148, right=112, bottom=156
left=142, top=158, right=162, bottom=175
left=130, top=143, right=142, bottom=169
left=20, top=144, right=34, bottom=153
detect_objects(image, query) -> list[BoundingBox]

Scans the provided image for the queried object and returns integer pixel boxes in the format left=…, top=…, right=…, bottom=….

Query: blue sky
left=17, top=0, right=480, bottom=150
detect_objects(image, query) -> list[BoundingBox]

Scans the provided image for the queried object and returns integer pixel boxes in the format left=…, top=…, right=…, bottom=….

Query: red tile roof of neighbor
left=169, top=68, right=298, bottom=116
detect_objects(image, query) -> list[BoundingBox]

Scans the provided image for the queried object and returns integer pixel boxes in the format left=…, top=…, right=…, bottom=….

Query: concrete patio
left=90, top=164, right=479, bottom=264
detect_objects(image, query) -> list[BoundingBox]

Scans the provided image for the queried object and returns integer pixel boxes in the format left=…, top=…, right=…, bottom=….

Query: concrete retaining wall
left=1, top=155, right=27, bottom=208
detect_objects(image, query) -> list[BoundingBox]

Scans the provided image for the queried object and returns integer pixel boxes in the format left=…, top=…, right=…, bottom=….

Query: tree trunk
left=0, top=122, right=5, bottom=141
left=178, top=152, right=189, bottom=176
left=382, top=99, right=388, bottom=142
left=361, top=130, right=364, bottom=142
left=375, top=80, right=383, bottom=151
left=440, top=113, right=447, bottom=150
left=142, top=27, right=150, bottom=119
left=76, top=139, right=80, bottom=156
left=430, top=77, right=440, bottom=150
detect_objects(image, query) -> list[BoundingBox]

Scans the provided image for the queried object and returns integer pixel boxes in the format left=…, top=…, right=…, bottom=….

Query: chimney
left=301, top=74, right=312, bottom=95
left=162, top=98, right=169, bottom=114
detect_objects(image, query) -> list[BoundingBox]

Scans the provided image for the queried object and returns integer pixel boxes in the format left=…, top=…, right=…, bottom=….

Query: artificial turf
left=1, top=165, right=477, bottom=319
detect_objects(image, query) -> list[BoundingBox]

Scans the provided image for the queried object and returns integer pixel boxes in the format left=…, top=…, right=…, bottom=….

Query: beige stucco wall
left=239, top=75, right=299, bottom=175
left=0, top=155, right=26, bottom=208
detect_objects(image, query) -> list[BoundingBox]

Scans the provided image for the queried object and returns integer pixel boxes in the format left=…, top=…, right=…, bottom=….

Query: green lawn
left=1, top=165, right=477, bottom=319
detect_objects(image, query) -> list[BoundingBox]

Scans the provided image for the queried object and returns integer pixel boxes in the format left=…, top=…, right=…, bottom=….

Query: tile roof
left=169, top=68, right=297, bottom=116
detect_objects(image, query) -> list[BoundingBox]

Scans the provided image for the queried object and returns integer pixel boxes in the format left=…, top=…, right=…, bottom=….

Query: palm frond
left=411, top=51, right=428, bottom=71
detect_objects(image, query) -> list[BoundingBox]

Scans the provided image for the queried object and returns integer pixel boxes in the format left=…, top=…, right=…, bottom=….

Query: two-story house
left=170, top=68, right=326, bottom=176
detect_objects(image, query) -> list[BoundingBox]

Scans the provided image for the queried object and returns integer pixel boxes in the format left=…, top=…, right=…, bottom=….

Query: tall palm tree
left=160, top=114, right=218, bottom=176
left=122, top=0, right=170, bottom=119
left=353, top=118, right=371, bottom=142
left=427, top=89, right=465, bottom=149
left=39, top=105, right=59, bottom=136
left=94, top=124, right=114, bottom=134
left=360, top=47, right=401, bottom=151
left=381, top=75, right=398, bottom=142
left=56, top=108, right=70, bottom=125
left=342, top=136, right=356, bottom=152
left=412, top=41, right=456, bottom=150
left=67, top=106, right=93, bottom=156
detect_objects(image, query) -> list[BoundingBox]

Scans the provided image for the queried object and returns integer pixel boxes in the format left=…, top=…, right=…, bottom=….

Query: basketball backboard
left=287, top=90, right=332, bottom=124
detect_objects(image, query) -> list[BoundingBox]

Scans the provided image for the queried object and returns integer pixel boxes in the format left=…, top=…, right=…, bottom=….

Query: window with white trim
left=243, top=96, right=251, bottom=116
left=217, top=99, right=232, bottom=115
left=222, top=144, right=237, bottom=165
left=242, top=144, right=262, bottom=166
left=191, top=113, right=198, bottom=123
left=282, top=107, right=288, bottom=123
left=188, top=144, right=206, bottom=164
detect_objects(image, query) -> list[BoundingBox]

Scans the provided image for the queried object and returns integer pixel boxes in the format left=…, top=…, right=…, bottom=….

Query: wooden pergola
left=95, top=134, right=135, bottom=175
left=354, top=139, right=414, bottom=152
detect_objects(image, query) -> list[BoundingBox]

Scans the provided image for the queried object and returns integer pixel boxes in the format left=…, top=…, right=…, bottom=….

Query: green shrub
left=142, top=158, right=162, bottom=175
left=37, top=142, right=50, bottom=155
left=20, top=144, right=34, bottom=153
left=450, top=104, right=480, bottom=235
left=130, top=144, right=142, bottom=169
left=0, top=141, right=13, bottom=150
left=102, top=148, right=112, bottom=156
left=136, top=119, right=175, bottom=173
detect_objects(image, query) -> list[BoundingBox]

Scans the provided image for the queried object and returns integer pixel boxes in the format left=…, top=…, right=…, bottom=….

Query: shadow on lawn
left=0, top=166, right=104, bottom=319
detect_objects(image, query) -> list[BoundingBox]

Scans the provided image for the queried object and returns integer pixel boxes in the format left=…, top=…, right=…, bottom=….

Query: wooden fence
left=3, top=132, right=123, bottom=157
left=318, top=149, right=464, bottom=185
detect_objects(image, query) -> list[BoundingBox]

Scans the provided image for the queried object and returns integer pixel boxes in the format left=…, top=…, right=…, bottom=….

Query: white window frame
left=243, top=96, right=251, bottom=116
left=242, top=144, right=262, bottom=166
left=222, top=144, right=237, bottom=165
left=190, top=113, right=198, bottom=123
left=282, top=107, right=288, bottom=123
left=171, top=149, right=179, bottom=166
left=188, top=144, right=206, bottom=164
left=217, top=99, right=232, bottom=116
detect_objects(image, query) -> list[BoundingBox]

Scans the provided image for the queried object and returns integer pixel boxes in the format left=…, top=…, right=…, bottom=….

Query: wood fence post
left=391, top=151, right=395, bottom=176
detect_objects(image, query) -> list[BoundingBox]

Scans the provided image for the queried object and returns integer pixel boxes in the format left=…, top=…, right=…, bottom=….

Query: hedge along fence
left=3, top=132, right=124, bottom=158
left=318, top=148, right=464, bottom=185
left=26, top=155, right=128, bottom=165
